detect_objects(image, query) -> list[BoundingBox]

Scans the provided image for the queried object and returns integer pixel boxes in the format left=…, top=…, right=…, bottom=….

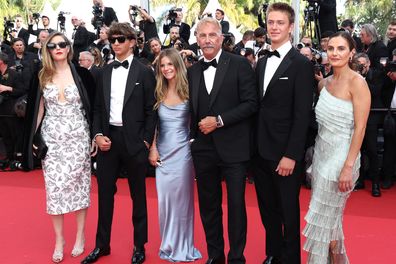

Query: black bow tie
left=262, top=49, right=280, bottom=58
left=113, top=60, right=129, bottom=69
left=200, top=59, right=218, bottom=71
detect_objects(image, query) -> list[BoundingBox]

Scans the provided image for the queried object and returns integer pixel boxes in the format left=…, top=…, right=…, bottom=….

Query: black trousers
left=191, top=140, right=247, bottom=264
left=95, top=126, right=148, bottom=249
left=0, top=115, right=23, bottom=160
left=359, top=123, right=380, bottom=184
left=253, top=155, right=301, bottom=264
left=382, top=117, right=396, bottom=183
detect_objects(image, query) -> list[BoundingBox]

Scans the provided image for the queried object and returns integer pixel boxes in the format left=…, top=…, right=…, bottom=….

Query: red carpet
left=1, top=170, right=396, bottom=263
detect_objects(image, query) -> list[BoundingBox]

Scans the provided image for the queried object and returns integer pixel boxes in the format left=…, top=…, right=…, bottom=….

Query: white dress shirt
left=263, top=41, right=292, bottom=96
left=109, top=54, right=134, bottom=126
left=203, top=50, right=222, bottom=94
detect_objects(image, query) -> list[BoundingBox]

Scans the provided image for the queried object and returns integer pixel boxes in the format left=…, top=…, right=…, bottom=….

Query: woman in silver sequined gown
left=149, top=49, right=201, bottom=262
left=303, top=32, right=371, bottom=263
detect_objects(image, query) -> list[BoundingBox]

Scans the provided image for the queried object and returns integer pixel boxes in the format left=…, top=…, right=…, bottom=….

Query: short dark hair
left=216, top=9, right=224, bottom=16
left=242, top=30, right=254, bottom=41
left=267, top=2, right=295, bottom=24
left=254, top=27, right=266, bottom=38
left=0, top=52, right=9, bottom=64
left=321, top=31, right=335, bottom=39
left=390, top=19, right=396, bottom=26
left=341, top=19, right=354, bottom=29
left=41, top=15, right=50, bottom=20
left=108, top=22, right=136, bottom=40
left=11, top=37, right=24, bottom=46
left=329, top=31, right=356, bottom=51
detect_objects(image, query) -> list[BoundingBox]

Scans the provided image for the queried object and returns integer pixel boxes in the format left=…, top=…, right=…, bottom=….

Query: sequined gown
left=155, top=102, right=202, bottom=262
left=41, top=83, right=91, bottom=215
left=303, top=88, right=360, bottom=264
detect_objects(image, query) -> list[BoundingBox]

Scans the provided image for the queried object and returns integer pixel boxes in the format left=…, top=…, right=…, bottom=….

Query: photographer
left=353, top=53, right=385, bottom=196
left=28, top=14, right=54, bottom=37
left=233, top=30, right=254, bottom=56
left=380, top=51, right=396, bottom=189
left=71, top=16, right=89, bottom=63
left=0, top=52, right=25, bottom=170
left=129, top=5, right=158, bottom=40
left=163, top=25, right=180, bottom=49
left=27, top=30, right=49, bottom=60
left=163, top=9, right=191, bottom=44
left=92, top=0, right=118, bottom=27
left=179, top=48, right=198, bottom=68
left=360, top=24, right=388, bottom=71
left=215, top=9, right=229, bottom=34
left=13, top=15, right=29, bottom=46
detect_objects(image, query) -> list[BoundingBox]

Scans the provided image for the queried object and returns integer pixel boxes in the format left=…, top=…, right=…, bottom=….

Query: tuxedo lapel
left=191, top=64, right=202, bottom=115
left=209, top=52, right=230, bottom=108
left=258, top=57, right=268, bottom=99
left=264, top=49, right=295, bottom=98
left=123, top=58, right=139, bottom=106
left=102, top=64, right=112, bottom=115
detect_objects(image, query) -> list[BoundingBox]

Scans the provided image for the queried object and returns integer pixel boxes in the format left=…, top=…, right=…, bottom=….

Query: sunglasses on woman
left=46, top=41, right=69, bottom=50
left=108, top=36, right=132, bottom=44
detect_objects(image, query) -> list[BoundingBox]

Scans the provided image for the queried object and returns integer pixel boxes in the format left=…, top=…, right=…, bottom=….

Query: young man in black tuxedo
left=187, top=17, right=258, bottom=264
left=254, top=3, right=314, bottom=264
left=81, top=22, right=157, bottom=264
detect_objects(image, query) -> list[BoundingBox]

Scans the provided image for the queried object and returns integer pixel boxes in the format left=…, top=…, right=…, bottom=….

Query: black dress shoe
left=263, top=256, right=282, bottom=264
left=372, top=183, right=381, bottom=197
left=132, top=246, right=145, bottom=264
left=354, top=180, right=365, bottom=190
left=81, top=247, right=110, bottom=264
left=205, top=255, right=225, bottom=264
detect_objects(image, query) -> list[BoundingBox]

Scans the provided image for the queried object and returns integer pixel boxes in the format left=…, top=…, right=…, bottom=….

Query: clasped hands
left=198, top=116, right=217, bottom=134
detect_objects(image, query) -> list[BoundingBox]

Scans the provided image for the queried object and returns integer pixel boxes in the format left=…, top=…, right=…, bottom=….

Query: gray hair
left=354, top=52, right=370, bottom=62
left=196, top=17, right=222, bottom=35
left=79, top=51, right=94, bottom=63
left=361, top=24, right=378, bottom=43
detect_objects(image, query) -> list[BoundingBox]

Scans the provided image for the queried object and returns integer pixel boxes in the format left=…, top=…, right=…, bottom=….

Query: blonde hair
left=154, top=48, right=188, bottom=109
left=38, top=32, right=73, bottom=89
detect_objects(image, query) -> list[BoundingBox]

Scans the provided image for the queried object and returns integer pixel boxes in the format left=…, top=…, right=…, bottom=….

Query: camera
left=137, top=37, right=144, bottom=45
left=92, top=3, right=102, bottom=16
left=15, top=64, right=24, bottom=73
left=92, top=4, right=104, bottom=29
left=313, top=63, right=324, bottom=75
left=168, top=8, right=182, bottom=23
left=32, top=13, right=40, bottom=20
left=130, top=5, right=139, bottom=16
left=385, top=61, right=396, bottom=72
left=3, top=17, right=14, bottom=32
left=186, top=54, right=198, bottom=63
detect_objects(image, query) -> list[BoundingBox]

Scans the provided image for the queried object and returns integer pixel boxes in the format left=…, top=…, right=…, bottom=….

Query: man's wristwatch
left=216, top=115, right=224, bottom=128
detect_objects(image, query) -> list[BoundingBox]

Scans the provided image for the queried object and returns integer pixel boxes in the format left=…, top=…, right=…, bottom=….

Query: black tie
left=262, top=49, right=280, bottom=58
left=200, top=59, right=218, bottom=71
left=113, top=60, right=129, bottom=69
left=72, top=26, right=77, bottom=39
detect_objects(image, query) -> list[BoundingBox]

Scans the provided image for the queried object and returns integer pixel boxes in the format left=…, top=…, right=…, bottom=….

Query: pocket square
left=135, top=82, right=140, bottom=85
left=279, top=77, right=288, bottom=80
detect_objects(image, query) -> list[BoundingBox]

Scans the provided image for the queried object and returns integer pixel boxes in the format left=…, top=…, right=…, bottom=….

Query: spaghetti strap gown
left=303, top=88, right=360, bottom=264
left=41, top=83, right=91, bottom=215
left=155, top=102, right=202, bottom=262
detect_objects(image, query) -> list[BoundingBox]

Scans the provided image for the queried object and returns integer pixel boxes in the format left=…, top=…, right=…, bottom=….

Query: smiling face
left=196, top=20, right=223, bottom=60
left=47, top=35, right=70, bottom=62
left=160, top=56, right=176, bottom=81
left=266, top=11, right=293, bottom=49
left=327, top=36, right=354, bottom=68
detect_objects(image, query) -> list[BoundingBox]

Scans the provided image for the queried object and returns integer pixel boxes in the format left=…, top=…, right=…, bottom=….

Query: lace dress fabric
left=303, top=88, right=360, bottom=264
left=41, top=83, right=91, bottom=215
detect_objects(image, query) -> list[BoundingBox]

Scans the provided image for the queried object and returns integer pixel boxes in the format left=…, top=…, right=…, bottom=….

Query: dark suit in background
left=72, top=26, right=89, bottom=63
left=254, top=47, right=314, bottom=263
left=17, top=28, right=30, bottom=46
left=317, top=0, right=338, bottom=34
left=387, top=38, right=396, bottom=60
left=103, top=7, right=118, bottom=27
left=365, top=40, right=389, bottom=71
left=188, top=51, right=258, bottom=263
left=92, top=58, right=157, bottom=250
left=220, top=20, right=230, bottom=34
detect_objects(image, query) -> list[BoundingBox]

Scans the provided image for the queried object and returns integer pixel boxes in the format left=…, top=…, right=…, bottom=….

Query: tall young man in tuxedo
left=254, top=3, right=314, bottom=264
left=81, top=22, right=157, bottom=264
left=187, top=17, right=258, bottom=264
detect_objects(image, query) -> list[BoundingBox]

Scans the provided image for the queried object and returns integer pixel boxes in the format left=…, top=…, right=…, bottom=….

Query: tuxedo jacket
left=220, top=20, right=230, bottom=34
left=366, top=40, right=388, bottom=71
left=387, top=38, right=396, bottom=60
left=0, top=68, right=25, bottom=115
left=72, top=26, right=89, bottom=62
left=188, top=51, right=258, bottom=163
left=17, top=28, right=30, bottom=46
left=382, top=76, right=396, bottom=108
left=365, top=68, right=385, bottom=124
left=256, top=47, right=314, bottom=162
left=92, top=58, right=157, bottom=156
left=103, top=7, right=118, bottom=27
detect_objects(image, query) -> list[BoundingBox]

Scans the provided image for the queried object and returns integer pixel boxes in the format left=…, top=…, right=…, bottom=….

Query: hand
left=276, top=157, right=296, bottom=176
left=33, top=42, right=42, bottom=49
left=90, top=140, right=98, bottom=157
left=96, top=135, right=111, bottom=152
left=314, top=71, right=323, bottom=82
left=338, top=165, right=353, bottom=192
left=387, top=71, right=396, bottom=81
left=144, top=140, right=150, bottom=149
left=0, top=84, right=11, bottom=93
left=148, top=148, right=161, bottom=167
left=198, top=116, right=217, bottom=135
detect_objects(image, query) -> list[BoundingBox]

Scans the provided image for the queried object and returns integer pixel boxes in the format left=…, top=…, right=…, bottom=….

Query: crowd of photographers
left=0, top=1, right=396, bottom=197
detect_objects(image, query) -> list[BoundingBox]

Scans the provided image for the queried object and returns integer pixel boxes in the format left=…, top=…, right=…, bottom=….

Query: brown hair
left=108, top=22, right=136, bottom=40
left=39, top=32, right=73, bottom=89
left=154, top=48, right=188, bottom=109
left=267, top=2, right=295, bottom=24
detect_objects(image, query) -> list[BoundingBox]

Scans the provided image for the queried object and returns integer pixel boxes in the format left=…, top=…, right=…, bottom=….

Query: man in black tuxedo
left=27, top=30, right=49, bottom=60
left=71, top=16, right=89, bottom=63
left=27, top=15, right=55, bottom=37
left=188, top=17, right=258, bottom=264
left=254, top=3, right=314, bottom=264
left=81, top=22, right=157, bottom=264
left=13, top=15, right=30, bottom=46
left=215, top=9, right=229, bottom=34
left=163, top=10, right=191, bottom=44
left=92, top=0, right=118, bottom=27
